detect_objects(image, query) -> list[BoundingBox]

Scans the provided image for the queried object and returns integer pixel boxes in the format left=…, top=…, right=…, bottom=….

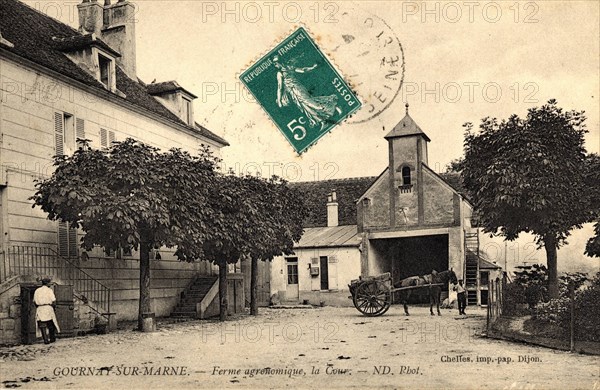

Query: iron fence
left=2, top=245, right=111, bottom=318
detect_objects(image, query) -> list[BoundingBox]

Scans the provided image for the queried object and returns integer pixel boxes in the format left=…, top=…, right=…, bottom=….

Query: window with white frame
left=182, top=97, right=193, bottom=125
left=54, top=112, right=85, bottom=156
left=100, top=128, right=116, bottom=149
left=98, top=54, right=112, bottom=89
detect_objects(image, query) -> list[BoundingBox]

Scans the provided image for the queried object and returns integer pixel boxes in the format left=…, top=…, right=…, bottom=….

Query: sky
left=27, top=0, right=600, bottom=272
left=130, top=0, right=599, bottom=181
left=29, top=0, right=599, bottom=180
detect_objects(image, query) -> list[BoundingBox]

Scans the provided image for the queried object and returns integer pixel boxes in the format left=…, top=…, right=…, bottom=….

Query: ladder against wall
left=464, top=232, right=480, bottom=306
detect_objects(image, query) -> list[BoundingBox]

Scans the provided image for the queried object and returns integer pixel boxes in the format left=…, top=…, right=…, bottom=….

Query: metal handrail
left=2, top=246, right=111, bottom=319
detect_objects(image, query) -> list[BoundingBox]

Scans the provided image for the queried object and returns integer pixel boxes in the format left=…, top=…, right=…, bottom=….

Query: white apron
left=34, top=286, right=61, bottom=337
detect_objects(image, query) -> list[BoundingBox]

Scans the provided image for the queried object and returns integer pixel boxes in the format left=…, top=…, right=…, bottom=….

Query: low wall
left=0, top=276, right=28, bottom=345
left=76, top=254, right=217, bottom=321
left=489, top=316, right=600, bottom=356
left=278, top=289, right=353, bottom=307
left=0, top=276, right=101, bottom=346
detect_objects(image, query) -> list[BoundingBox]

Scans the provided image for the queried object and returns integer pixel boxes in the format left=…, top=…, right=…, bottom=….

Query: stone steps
left=170, top=276, right=218, bottom=319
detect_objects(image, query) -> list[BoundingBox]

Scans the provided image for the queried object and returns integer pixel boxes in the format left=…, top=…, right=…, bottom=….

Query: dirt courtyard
left=1, top=306, right=598, bottom=389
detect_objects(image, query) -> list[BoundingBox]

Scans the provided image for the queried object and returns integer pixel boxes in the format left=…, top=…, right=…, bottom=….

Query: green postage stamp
left=240, top=27, right=361, bottom=154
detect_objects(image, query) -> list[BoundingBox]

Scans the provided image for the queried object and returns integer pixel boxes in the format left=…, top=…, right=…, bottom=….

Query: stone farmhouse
left=0, top=0, right=237, bottom=345
left=269, top=106, right=501, bottom=308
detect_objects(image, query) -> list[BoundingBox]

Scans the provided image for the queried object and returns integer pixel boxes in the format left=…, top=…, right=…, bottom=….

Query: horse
left=393, top=269, right=458, bottom=316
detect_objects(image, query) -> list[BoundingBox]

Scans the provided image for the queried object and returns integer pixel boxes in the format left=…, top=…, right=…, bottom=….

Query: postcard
left=0, top=1, right=598, bottom=389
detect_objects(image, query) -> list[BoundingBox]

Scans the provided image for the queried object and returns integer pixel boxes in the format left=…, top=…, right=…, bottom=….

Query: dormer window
left=99, top=54, right=112, bottom=88
left=53, top=34, right=120, bottom=93
left=182, top=97, right=193, bottom=125
left=147, top=81, right=198, bottom=126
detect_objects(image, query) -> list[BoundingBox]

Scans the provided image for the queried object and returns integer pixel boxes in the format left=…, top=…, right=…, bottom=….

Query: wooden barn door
left=20, top=286, right=37, bottom=344
left=54, top=285, right=74, bottom=338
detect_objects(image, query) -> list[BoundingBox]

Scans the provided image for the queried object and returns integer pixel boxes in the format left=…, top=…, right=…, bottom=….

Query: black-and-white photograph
left=0, top=1, right=598, bottom=388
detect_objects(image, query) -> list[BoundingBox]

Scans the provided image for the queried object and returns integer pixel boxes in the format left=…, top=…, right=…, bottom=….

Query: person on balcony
left=34, top=277, right=61, bottom=344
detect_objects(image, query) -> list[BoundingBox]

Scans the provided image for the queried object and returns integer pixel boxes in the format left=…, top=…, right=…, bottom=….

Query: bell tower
left=384, top=104, right=430, bottom=227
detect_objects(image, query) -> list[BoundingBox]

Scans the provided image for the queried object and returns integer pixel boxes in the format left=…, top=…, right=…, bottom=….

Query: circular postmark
left=318, top=6, right=405, bottom=124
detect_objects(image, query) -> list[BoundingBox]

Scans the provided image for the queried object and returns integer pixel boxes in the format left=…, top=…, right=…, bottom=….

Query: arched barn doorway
left=370, top=234, right=449, bottom=303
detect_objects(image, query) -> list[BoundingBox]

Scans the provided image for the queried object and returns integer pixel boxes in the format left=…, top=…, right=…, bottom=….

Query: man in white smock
left=33, top=277, right=60, bottom=344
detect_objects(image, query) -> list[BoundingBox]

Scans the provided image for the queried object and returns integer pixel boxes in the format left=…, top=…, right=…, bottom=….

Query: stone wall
left=0, top=278, right=23, bottom=345
left=358, top=171, right=391, bottom=229
left=271, top=247, right=361, bottom=304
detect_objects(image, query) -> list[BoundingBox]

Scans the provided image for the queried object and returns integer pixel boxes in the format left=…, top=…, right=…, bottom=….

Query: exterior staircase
left=171, top=275, right=218, bottom=319
left=464, top=232, right=480, bottom=306
left=1, top=246, right=112, bottom=323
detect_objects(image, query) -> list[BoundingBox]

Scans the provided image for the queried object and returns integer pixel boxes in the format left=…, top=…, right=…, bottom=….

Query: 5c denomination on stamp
left=240, top=27, right=361, bottom=154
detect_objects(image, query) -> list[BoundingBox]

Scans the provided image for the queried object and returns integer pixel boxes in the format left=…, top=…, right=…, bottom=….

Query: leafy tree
left=197, top=173, right=307, bottom=319
left=32, top=139, right=218, bottom=331
left=461, top=100, right=593, bottom=299
left=584, top=154, right=600, bottom=257
left=243, top=175, right=307, bottom=315
left=444, top=157, right=464, bottom=174
left=513, top=264, right=549, bottom=308
left=559, top=272, right=588, bottom=292
left=199, top=173, right=253, bottom=321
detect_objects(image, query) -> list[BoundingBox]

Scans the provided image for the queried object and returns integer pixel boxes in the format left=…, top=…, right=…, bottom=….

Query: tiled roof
left=385, top=112, right=431, bottom=142
left=194, top=122, right=228, bottom=146
left=292, top=171, right=468, bottom=228
left=437, top=172, right=466, bottom=195
left=147, top=80, right=197, bottom=98
left=480, top=257, right=501, bottom=270
left=467, top=250, right=502, bottom=269
left=290, top=177, right=377, bottom=228
left=52, top=33, right=120, bottom=57
left=295, top=225, right=360, bottom=248
left=0, top=0, right=227, bottom=146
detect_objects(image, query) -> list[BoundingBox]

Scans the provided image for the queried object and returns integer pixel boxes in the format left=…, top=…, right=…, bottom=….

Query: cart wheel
left=352, top=280, right=391, bottom=316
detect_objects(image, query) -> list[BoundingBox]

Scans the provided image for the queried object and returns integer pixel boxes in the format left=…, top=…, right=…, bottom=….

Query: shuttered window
left=100, top=128, right=115, bottom=148
left=58, top=222, right=68, bottom=257
left=54, top=112, right=64, bottom=155
left=75, top=118, right=85, bottom=148
left=58, top=221, right=79, bottom=259
left=68, top=226, right=78, bottom=258
left=55, top=112, right=79, bottom=155
left=100, top=128, right=107, bottom=147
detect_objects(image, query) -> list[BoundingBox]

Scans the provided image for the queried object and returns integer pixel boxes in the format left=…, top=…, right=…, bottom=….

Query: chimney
left=101, top=0, right=137, bottom=79
left=327, top=191, right=339, bottom=227
left=77, top=0, right=104, bottom=36
left=77, top=0, right=137, bottom=79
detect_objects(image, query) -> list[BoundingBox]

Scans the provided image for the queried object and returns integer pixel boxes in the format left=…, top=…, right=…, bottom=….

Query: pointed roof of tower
left=384, top=103, right=431, bottom=142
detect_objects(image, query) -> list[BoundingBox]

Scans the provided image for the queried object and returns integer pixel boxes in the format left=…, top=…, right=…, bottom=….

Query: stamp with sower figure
left=240, top=27, right=361, bottom=154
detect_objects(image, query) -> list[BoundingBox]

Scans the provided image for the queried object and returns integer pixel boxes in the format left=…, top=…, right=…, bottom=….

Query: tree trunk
left=218, top=263, right=228, bottom=321
left=138, top=240, right=153, bottom=331
left=250, top=256, right=258, bottom=316
left=544, top=235, right=559, bottom=299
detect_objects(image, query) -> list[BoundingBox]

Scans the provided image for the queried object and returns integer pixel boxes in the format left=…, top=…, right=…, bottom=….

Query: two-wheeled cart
left=348, top=272, right=443, bottom=316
